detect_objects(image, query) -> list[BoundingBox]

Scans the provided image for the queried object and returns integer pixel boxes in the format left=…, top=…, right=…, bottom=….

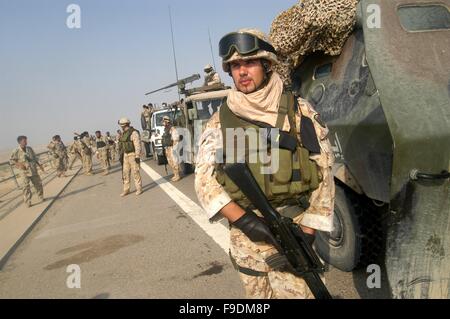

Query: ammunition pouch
left=216, top=92, right=322, bottom=214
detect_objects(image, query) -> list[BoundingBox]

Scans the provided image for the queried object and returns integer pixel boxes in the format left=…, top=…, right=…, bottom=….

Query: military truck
left=291, top=0, right=449, bottom=298
left=176, top=87, right=230, bottom=174
left=145, top=75, right=230, bottom=170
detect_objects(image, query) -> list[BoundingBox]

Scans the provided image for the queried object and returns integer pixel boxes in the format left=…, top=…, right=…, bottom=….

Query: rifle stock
left=223, top=163, right=332, bottom=299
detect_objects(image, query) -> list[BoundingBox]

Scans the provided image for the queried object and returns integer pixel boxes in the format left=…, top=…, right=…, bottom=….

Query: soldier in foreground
left=47, top=135, right=68, bottom=178
left=94, top=131, right=111, bottom=176
left=118, top=118, right=143, bottom=197
left=195, top=29, right=335, bottom=298
left=162, top=116, right=181, bottom=182
left=10, top=136, right=45, bottom=208
left=203, top=64, right=222, bottom=86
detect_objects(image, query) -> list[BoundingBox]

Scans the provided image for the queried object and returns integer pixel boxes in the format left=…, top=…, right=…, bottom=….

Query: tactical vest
left=96, top=138, right=107, bottom=149
left=162, top=127, right=173, bottom=147
left=119, top=128, right=136, bottom=154
left=215, top=92, right=322, bottom=212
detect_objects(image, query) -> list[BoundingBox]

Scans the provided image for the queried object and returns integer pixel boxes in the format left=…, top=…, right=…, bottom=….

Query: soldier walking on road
left=195, top=29, right=335, bottom=299
left=94, top=131, right=111, bottom=176
left=47, top=135, right=68, bottom=178
left=10, top=136, right=45, bottom=208
left=118, top=118, right=143, bottom=197
left=162, top=116, right=181, bottom=182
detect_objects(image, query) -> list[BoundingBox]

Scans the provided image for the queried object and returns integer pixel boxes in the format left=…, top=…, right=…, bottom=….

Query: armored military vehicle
left=176, top=86, right=230, bottom=174
left=291, top=0, right=449, bottom=298
left=145, top=75, right=230, bottom=171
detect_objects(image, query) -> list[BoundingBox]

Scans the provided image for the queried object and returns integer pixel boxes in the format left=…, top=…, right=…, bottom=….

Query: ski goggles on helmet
left=219, top=32, right=276, bottom=60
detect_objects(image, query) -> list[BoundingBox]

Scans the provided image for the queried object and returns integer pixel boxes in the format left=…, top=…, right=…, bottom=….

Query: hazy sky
left=0, top=0, right=296, bottom=150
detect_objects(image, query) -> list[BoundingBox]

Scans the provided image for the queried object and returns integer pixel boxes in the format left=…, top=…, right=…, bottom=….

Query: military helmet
left=204, top=64, right=214, bottom=72
left=118, top=118, right=131, bottom=126
left=162, top=116, right=171, bottom=124
left=219, top=28, right=279, bottom=73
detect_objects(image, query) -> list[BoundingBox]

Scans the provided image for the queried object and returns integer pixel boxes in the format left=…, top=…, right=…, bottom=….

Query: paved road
left=0, top=158, right=391, bottom=299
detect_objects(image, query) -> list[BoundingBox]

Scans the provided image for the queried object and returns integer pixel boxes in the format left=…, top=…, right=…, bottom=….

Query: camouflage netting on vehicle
left=270, top=0, right=359, bottom=86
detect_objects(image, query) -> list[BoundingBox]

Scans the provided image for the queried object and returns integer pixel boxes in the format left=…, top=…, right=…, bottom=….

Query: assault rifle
left=223, top=163, right=332, bottom=299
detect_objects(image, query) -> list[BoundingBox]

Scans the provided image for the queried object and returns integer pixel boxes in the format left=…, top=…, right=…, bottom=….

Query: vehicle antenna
left=168, top=5, right=181, bottom=100
left=208, top=28, right=217, bottom=71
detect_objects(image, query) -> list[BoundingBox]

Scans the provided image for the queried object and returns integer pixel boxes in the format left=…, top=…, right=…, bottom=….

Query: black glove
left=233, top=209, right=280, bottom=250
left=135, top=158, right=141, bottom=164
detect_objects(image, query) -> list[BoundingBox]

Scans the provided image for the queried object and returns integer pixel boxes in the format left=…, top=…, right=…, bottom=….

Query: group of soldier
left=8, top=100, right=187, bottom=207
left=9, top=130, right=121, bottom=208
left=9, top=27, right=335, bottom=299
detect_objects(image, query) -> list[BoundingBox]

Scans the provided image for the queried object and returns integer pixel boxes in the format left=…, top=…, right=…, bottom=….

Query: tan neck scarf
left=227, top=72, right=290, bottom=132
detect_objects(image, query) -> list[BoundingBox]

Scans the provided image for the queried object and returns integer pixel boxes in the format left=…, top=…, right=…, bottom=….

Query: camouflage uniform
left=106, top=135, right=116, bottom=162
left=165, top=126, right=181, bottom=182
left=95, top=135, right=111, bottom=175
left=195, top=98, right=335, bottom=299
left=204, top=71, right=221, bottom=86
left=80, top=136, right=94, bottom=175
left=47, top=140, right=68, bottom=177
left=68, top=140, right=83, bottom=169
left=10, top=146, right=44, bottom=207
left=120, top=129, right=143, bottom=194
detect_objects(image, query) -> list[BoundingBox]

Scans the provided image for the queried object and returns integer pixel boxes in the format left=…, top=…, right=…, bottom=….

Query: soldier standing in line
left=68, top=136, right=83, bottom=170
left=47, top=135, right=68, bottom=178
left=195, top=29, right=335, bottom=299
left=10, top=136, right=45, bottom=208
left=79, top=131, right=94, bottom=176
left=94, top=131, right=111, bottom=176
left=105, top=131, right=116, bottom=162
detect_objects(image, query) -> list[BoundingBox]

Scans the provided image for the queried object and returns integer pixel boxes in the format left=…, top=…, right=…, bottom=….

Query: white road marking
left=141, top=163, right=230, bottom=253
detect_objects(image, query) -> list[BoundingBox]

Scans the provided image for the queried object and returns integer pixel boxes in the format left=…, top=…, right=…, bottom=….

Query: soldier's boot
left=25, top=201, right=32, bottom=208
left=120, top=190, right=130, bottom=197
left=102, top=170, right=109, bottom=176
left=135, top=189, right=143, bottom=196
left=171, top=171, right=181, bottom=183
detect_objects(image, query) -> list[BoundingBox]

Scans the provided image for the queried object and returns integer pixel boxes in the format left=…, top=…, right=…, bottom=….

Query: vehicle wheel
left=181, top=162, right=193, bottom=175
left=315, top=184, right=362, bottom=272
left=315, top=184, right=384, bottom=272
left=157, top=153, right=167, bottom=166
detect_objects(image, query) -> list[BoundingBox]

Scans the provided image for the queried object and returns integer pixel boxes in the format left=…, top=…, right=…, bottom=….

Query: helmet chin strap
left=255, top=60, right=272, bottom=91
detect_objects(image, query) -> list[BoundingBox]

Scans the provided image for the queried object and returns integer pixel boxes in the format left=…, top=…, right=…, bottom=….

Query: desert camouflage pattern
left=95, top=136, right=111, bottom=174
left=122, top=130, right=142, bottom=193
left=10, top=146, right=44, bottom=206
left=269, top=0, right=358, bottom=85
left=166, top=126, right=181, bottom=181
left=47, top=140, right=68, bottom=175
left=195, top=94, right=335, bottom=298
left=204, top=71, right=221, bottom=86
left=68, top=140, right=83, bottom=169
left=80, top=136, right=93, bottom=175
